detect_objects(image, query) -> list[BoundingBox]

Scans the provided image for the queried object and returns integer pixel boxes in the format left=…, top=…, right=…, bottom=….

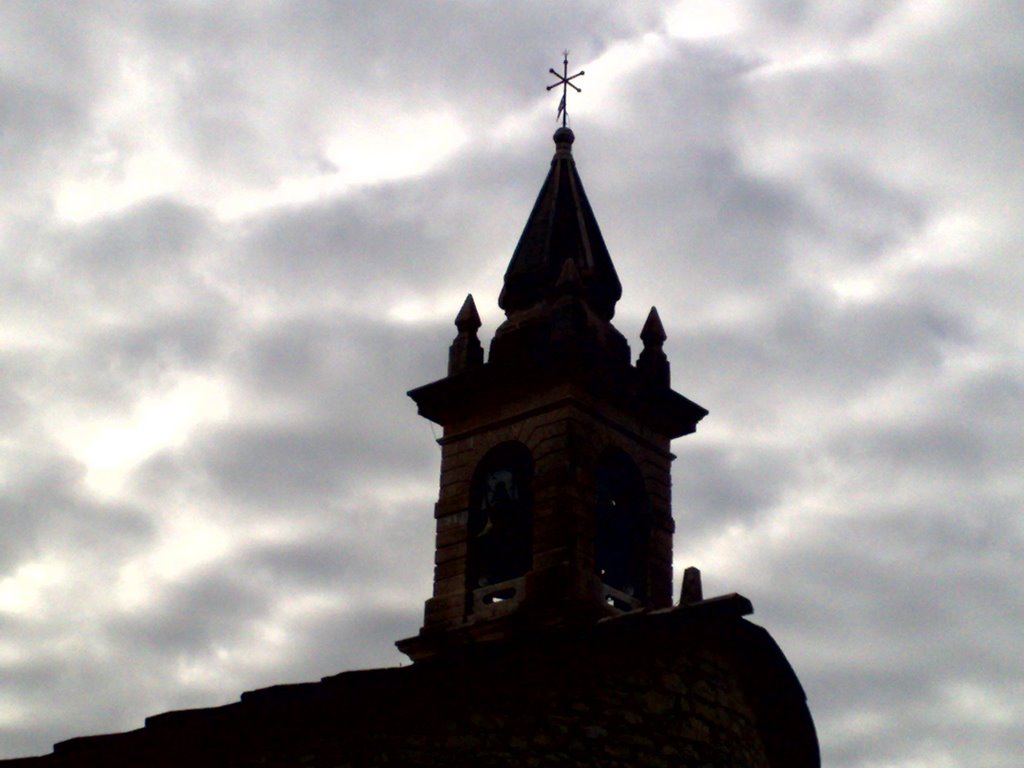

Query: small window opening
left=595, top=450, right=650, bottom=603
left=483, top=587, right=517, bottom=605
left=467, top=443, right=533, bottom=599
left=605, top=593, right=635, bottom=612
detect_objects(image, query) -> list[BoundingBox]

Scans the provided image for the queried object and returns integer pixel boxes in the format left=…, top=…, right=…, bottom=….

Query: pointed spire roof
left=499, top=127, right=622, bottom=321
left=454, top=293, right=481, bottom=331
left=640, top=306, right=667, bottom=345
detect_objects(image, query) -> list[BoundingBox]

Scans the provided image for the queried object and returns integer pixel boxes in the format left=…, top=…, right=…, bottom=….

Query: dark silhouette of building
left=2, top=127, right=818, bottom=767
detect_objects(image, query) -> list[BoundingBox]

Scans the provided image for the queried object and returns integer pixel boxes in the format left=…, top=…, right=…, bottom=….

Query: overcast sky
left=1, top=1, right=1021, bottom=764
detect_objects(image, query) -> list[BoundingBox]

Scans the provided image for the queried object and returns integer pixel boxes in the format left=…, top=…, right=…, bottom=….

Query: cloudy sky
left=1, top=1, right=1021, bottom=764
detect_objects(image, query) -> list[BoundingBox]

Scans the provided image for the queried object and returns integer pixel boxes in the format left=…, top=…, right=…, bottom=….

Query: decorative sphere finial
left=553, top=126, right=575, bottom=146
left=553, top=126, right=575, bottom=159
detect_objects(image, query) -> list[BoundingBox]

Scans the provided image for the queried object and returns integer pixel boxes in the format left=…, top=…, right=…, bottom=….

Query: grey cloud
left=109, top=568, right=270, bottom=654
left=792, top=160, right=925, bottom=262
left=828, top=366, right=1023, bottom=487
left=274, top=606, right=417, bottom=681
left=234, top=315, right=449, bottom=396
left=189, top=424, right=385, bottom=509
left=62, top=199, right=212, bottom=282
left=233, top=191, right=459, bottom=303
left=744, top=2, right=906, bottom=49
left=50, top=2, right=668, bottom=186
left=83, top=307, right=231, bottom=384
left=597, top=142, right=801, bottom=296
left=665, top=289, right=973, bottom=436
left=0, top=4, right=101, bottom=194
left=676, top=443, right=795, bottom=535
left=0, top=3, right=1022, bottom=766
left=712, top=538, right=1020, bottom=768
left=96, top=499, right=433, bottom=704
left=237, top=536, right=362, bottom=589
left=0, top=80, right=84, bottom=186
left=0, top=448, right=154, bottom=569
left=9, top=197, right=222, bottom=339
left=120, top=313, right=450, bottom=535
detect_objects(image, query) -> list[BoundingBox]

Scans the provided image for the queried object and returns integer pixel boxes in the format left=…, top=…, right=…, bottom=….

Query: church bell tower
left=397, top=127, right=708, bottom=661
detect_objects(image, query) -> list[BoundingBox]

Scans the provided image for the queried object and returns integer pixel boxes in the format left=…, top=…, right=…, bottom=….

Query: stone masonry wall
left=6, top=602, right=818, bottom=768
left=422, top=384, right=678, bottom=639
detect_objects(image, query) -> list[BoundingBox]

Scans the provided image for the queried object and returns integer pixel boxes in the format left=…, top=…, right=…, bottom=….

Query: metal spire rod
left=547, top=50, right=584, bottom=127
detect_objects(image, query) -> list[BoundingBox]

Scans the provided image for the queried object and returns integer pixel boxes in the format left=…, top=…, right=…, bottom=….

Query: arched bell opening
left=594, top=448, right=651, bottom=612
left=466, top=442, right=534, bottom=613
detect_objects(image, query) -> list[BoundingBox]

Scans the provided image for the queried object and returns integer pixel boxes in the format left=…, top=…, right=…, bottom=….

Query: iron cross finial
left=547, top=50, right=584, bottom=127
